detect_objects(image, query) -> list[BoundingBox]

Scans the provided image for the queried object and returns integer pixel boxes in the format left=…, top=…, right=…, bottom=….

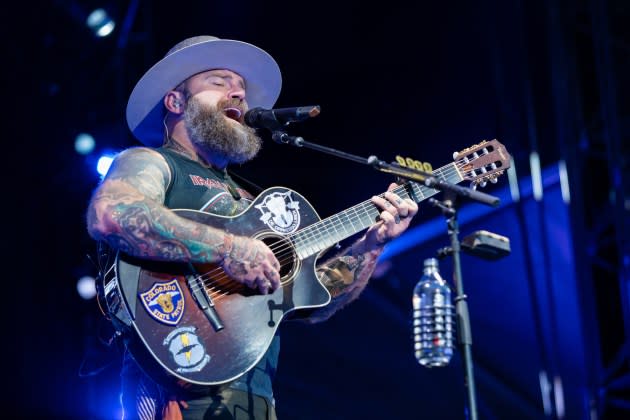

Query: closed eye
left=207, top=75, right=226, bottom=86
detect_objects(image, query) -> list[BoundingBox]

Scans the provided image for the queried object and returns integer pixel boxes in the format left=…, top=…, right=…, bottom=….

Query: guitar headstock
left=454, top=139, right=511, bottom=188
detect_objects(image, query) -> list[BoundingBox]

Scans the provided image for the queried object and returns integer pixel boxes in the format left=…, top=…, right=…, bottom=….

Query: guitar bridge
left=187, top=275, right=224, bottom=332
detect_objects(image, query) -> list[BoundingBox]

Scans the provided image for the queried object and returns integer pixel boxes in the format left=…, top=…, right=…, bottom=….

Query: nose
left=229, top=84, right=245, bottom=102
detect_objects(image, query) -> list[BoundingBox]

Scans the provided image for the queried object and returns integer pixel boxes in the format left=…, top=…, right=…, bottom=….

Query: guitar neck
left=293, top=162, right=463, bottom=259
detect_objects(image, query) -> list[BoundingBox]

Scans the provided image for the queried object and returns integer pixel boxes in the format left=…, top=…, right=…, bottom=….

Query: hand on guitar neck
left=363, top=182, right=419, bottom=252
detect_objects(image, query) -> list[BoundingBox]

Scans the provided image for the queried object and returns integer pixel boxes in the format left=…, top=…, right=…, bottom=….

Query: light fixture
left=75, top=132, right=96, bottom=155
left=86, top=8, right=116, bottom=37
left=77, top=275, right=97, bottom=300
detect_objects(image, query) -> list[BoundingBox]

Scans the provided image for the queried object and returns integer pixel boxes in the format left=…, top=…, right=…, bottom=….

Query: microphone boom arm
left=271, top=131, right=369, bottom=165
left=271, top=130, right=500, bottom=207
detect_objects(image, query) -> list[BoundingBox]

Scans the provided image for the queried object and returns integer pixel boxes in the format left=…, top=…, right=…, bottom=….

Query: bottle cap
left=423, top=258, right=439, bottom=268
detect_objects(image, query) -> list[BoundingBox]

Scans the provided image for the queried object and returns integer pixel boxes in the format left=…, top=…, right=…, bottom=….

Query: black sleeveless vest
left=158, top=147, right=254, bottom=214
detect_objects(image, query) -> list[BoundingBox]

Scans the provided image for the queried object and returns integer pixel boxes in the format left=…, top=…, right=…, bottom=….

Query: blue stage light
left=96, top=155, right=114, bottom=176
left=75, top=133, right=96, bottom=155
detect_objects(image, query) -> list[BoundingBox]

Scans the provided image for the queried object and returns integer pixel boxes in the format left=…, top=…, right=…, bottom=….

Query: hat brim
left=126, top=38, right=282, bottom=146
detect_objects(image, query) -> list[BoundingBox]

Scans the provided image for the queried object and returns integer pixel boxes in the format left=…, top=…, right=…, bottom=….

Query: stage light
left=558, top=160, right=571, bottom=204
left=77, top=275, right=97, bottom=300
left=97, top=155, right=114, bottom=176
left=530, top=151, right=543, bottom=201
left=75, top=133, right=96, bottom=155
left=86, top=8, right=116, bottom=37
left=507, top=156, right=520, bottom=203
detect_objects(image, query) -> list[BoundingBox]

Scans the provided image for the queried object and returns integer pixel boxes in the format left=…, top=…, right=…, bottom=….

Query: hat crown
left=166, top=35, right=220, bottom=57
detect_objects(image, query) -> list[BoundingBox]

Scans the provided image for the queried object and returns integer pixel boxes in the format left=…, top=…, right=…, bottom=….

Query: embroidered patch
left=255, top=190, right=301, bottom=234
left=139, top=279, right=185, bottom=325
left=163, top=326, right=210, bottom=373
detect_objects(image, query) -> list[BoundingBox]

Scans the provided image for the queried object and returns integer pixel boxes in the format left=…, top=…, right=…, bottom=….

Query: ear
left=164, top=91, right=184, bottom=114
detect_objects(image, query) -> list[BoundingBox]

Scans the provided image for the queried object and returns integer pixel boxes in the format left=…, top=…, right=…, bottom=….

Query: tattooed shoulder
left=104, top=147, right=171, bottom=202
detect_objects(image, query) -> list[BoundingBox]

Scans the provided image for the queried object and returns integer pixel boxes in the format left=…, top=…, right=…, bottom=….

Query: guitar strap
left=226, top=169, right=266, bottom=196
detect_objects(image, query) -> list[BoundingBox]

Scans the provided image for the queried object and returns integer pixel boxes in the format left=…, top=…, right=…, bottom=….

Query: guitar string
left=189, top=180, right=420, bottom=300
left=187, top=153, right=499, bottom=299
left=185, top=169, right=442, bottom=296
left=187, top=156, right=486, bottom=299
left=288, top=146, right=500, bottom=251
left=186, top=179, right=425, bottom=299
left=188, top=154, right=498, bottom=300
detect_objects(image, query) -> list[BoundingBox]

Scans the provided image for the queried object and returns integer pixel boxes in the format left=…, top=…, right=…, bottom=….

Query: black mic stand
left=270, top=129, right=501, bottom=420
left=432, top=194, right=478, bottom=420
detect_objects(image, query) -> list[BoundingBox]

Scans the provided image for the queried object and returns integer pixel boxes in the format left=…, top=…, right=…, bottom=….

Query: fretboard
left=291, top=161, right=463, bottom=259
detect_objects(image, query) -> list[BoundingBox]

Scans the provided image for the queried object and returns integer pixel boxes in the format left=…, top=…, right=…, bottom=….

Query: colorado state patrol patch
left=139, top=279, right=185, bottom=325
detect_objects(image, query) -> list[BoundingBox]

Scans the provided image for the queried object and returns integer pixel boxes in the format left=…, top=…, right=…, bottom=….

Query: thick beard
left=184, top=97, right=262, bottom=164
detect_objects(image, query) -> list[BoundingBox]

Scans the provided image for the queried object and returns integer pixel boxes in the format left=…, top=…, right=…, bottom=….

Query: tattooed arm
left=86, top=147, right=280, bottom=294
left=304, top=183, right=419, bottom=323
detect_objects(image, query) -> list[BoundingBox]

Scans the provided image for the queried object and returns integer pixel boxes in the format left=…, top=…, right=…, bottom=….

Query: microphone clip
left=271, top=130, right=304, bottom=147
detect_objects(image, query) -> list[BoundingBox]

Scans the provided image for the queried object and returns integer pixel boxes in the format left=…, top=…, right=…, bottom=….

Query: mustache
left=218, top=98, right=245, bottom=111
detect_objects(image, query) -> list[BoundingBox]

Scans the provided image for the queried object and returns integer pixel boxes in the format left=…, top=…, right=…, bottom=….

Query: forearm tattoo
left=88, top=188, right=226, bottom=263
left=317, top=246, right=379, bottom=298
left=299, top=245, right=381, bottom=323
left=86, top=148, right=228, bottom=264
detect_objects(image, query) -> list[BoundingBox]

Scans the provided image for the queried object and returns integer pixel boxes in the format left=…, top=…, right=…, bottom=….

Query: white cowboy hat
left=126, top=35, right=282, bottom=146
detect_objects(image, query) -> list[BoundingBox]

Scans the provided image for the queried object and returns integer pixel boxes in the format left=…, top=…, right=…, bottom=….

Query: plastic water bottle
left=413, top=257, right=455, bottom=367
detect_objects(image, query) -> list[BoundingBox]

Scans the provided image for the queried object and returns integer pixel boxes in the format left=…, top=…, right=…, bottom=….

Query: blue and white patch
left=163, top=326, right=210, bottom=373
left=139, top=279, right=185, bottom=325
left=255, top=190, right=300, bottom=234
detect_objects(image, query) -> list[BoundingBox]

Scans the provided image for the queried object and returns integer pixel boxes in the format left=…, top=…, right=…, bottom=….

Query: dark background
left=7, top=0, right=629, bottom=419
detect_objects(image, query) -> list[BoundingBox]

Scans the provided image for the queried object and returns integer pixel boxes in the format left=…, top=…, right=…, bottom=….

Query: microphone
left=244, top=105, right=321, bottom=130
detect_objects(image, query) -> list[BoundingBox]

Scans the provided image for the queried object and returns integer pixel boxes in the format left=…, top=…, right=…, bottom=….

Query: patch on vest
left=255, top=190, right=301, bottom=234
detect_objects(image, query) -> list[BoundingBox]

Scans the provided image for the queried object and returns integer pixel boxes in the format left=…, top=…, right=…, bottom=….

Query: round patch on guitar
left=163, top=326, right=210, bottom=373
left=254, top=190, right=301, bottom=234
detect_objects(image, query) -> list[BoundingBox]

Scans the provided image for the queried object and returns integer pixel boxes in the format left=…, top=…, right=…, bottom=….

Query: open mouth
left=223, top=107, right=243, bottom=121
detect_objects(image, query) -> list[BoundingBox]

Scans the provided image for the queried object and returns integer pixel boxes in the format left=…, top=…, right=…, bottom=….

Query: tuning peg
left=479, top=181, right=487, bottom=188
left=490, top=176, right=498, bottom=184
left=470, top=182, right=478, bottom=190
left=453, top=151, right=459, bottom=160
